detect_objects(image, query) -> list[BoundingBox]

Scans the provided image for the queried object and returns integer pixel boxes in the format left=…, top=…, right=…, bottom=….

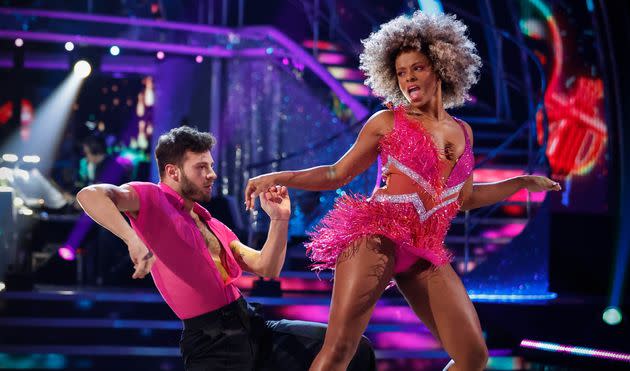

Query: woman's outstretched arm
left=244, top=110, right=393, bottom=209
left=460, top=175, right=561, bottom=211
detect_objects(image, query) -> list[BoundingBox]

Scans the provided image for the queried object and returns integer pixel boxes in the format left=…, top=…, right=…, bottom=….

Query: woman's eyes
left=397, top=66, right=424, bottom=76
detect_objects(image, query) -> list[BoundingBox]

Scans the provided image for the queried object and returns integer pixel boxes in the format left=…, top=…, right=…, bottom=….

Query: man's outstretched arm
left=76, top=184, right=154, bottom=278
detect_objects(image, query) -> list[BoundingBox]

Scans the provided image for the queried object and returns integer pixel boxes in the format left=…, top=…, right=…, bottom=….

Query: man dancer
left=77, top=126, right=375, bottom=370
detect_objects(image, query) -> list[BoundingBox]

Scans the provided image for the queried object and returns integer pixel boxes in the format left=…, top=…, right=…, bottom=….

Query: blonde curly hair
left=359, top=11, right=482, bottom=109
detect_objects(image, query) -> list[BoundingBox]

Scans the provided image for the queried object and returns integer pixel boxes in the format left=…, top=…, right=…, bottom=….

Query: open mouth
left=407, top=85, right=421, bottom=99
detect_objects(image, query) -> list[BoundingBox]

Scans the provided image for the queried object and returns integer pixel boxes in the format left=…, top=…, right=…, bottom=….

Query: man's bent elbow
left=76, top=186, right=95, bottom=206
left=77, top=185, right=112, bottom=207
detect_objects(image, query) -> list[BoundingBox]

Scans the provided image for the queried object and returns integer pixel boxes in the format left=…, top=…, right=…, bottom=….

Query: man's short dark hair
left=155, top=126, right=216, bottom=178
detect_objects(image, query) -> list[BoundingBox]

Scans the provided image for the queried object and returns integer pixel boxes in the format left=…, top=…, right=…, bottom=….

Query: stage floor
left=0, top=285, right=627, bottom=370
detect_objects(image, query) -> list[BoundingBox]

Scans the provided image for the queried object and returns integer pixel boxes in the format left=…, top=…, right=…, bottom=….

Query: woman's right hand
left=522, top=175, right=562, bottom=192
left=244, top=173, right=279, bottom=210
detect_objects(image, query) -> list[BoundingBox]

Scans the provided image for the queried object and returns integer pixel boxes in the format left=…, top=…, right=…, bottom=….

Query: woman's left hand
left=522, top=175, right=562, bottom=192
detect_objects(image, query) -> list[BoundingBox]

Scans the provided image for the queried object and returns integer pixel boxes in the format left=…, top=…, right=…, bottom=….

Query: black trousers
left=180, top=297, right=376, bottom=371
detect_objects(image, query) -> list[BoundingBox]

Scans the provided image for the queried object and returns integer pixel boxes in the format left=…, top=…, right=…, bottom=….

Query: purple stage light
left=327, top=66, right=365, bottom=80
left=58, top=245, right=76, bottom=261
left=316, top=52, right=347, bottom=65
left=0, top=8, right=369, bottom=120
left=370, top=332, right=440, bottom=350
left=520, top=339, right=630, bottom=362
left=342, top=82, right=371, bottom=97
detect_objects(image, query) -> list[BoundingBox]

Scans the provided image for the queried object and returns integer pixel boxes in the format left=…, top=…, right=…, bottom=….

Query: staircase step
left=341, top=81, right=370, bottom=96
left=474, top=147, right=530, bottom=156
left=456, top=116, right=513, bottom=125
left=0, top=344, right=180, bottom=357
left=0, top=344, right=512, bottom=360
left=316, top=52, right=348, bottom=65
left=451, top=217, right=530, bottom=225
left=445, top=236, right=512, bottom=245
left=0, top=317, right=431, bottom=333
left=326, top=66, right=365, bottom=81
left=301, top=40, right=340, bottom=51
left=1, top=327, right=178, bottom=346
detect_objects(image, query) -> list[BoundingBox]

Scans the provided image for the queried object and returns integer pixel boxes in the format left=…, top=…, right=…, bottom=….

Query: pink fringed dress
left=305, top=106, right=474, bottom=274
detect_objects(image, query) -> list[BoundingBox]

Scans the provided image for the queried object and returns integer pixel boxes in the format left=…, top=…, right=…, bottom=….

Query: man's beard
left=180, top=170, right=211, bottom=202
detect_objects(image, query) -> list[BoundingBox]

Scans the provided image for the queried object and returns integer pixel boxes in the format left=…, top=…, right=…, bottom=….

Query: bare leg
left=395, top=260, right=488, bottom=371
left=309, top=236, right=396, bottom=371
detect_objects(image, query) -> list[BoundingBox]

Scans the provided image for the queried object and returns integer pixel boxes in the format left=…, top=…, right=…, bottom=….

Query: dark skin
left=245, top=50, right=560, bottom=371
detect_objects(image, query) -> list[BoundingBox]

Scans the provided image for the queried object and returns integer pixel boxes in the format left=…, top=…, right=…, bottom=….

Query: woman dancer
left=245, top=11, right=560, bottom=371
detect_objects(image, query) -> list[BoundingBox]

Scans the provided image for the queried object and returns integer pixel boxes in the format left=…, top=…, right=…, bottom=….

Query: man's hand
left=523, top=175, right=562, bottom=192
left=259, top=186, right=291, bottom=220
left=127, top=235, right=155, bottom=279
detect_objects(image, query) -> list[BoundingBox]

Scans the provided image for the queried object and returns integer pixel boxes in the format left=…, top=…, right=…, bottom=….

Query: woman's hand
left=522, top=175, right=562, bottom=192
left=244, top=173, right=278, bottom=210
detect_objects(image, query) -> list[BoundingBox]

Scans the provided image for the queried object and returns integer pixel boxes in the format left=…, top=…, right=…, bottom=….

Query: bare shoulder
left=115, top=183, right=141, bottom=212
left=364, top=109, right=395, bottom=136
left=459, top=118, right=473, bottom=137
left=120, top=183, right=140, bottom=197
left=452, top=116, right=474, bottom=144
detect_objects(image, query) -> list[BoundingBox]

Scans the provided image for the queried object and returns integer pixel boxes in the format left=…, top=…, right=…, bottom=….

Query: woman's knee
left=472, top=342, right=489, bottom=368
left=454, top=341, right=488, bottom=370
left=322, top=337, right=361, bottom=363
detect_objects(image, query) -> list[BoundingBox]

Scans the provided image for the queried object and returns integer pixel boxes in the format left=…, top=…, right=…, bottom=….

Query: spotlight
left=22, top=155, right=40, bottom=163
left=13, top=197, right=24, bottom=208
left=73, top=60, right=92, bottom=79
left=0, top=168, right=11, bottom=180
left=64, top=41, right=74, bottom=51
left=0, top=281, right=5, bottom=292
left=14, top=38, right=23, bottom=47
left=58, top=245, right=76, bottom=261
left=2, top=154, right=18, bottom=162
left=19, top=207, right=33, bottom=216
left=110, top=45, right=120, bottom=56
left=195, top=55, right=203, bottom=63
left=156, top=51, right=165, bottom=60
left=603, top=307, right=622, bottom=326
left=14, top=168, right=28, bottom=180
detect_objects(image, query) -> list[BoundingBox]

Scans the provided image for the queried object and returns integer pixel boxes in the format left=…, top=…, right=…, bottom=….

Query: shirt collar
left=159, top=182, right=213, bottom=220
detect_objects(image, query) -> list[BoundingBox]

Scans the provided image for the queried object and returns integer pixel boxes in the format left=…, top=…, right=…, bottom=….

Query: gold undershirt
left=190, top=211, right=230, bottom=282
